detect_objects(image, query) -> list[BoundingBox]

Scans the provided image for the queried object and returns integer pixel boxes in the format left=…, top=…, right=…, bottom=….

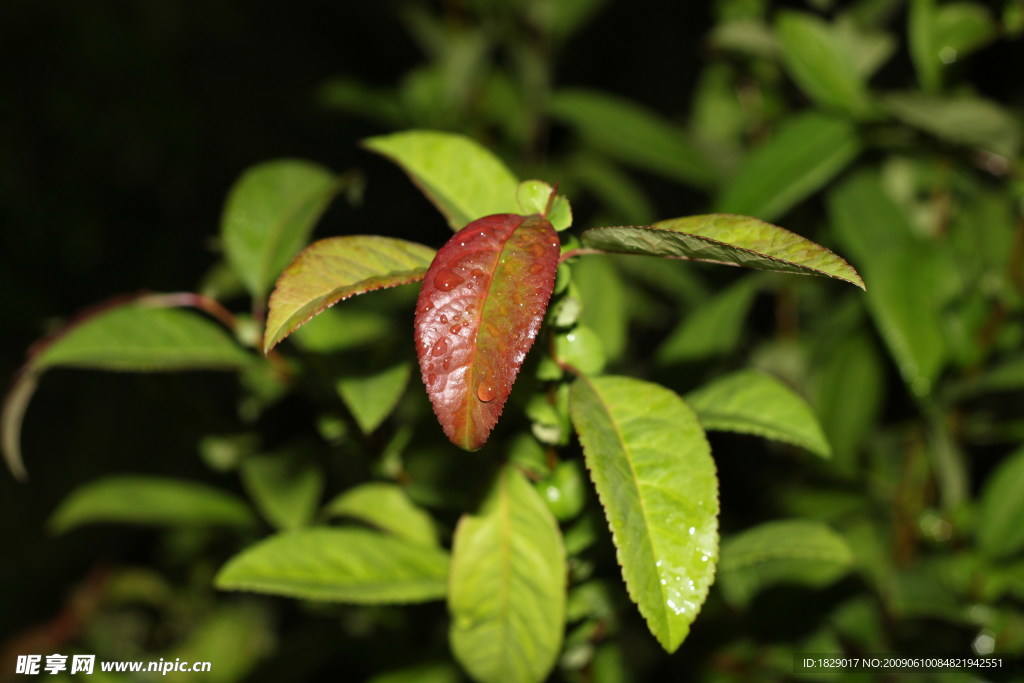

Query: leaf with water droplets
left=415, top=214, right=560, bottom=450
left=569, top=375, right=719, bottom=652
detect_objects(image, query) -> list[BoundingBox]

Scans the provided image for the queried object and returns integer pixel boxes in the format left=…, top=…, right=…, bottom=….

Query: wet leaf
left=264, top=236, right=436, bottom=352
left=50, top=476, right=256, bottom=533
left=580, top=214, right=864, bottom=289
left=448, top=466, right=566, bottom=683
left=215, top=527, right=450, bottom=603
left=569, top=375, right=718, bottom=652
left=363, top=130, right=520, bottom=231
left=415, top=213, right=560, bottom=450
left=221, top=160, right=340, bottom=300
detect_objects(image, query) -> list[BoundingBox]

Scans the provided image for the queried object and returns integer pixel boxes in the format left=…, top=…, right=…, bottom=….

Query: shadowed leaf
left=580, top=214, right=864, bottom=289
left=50, top=476, right=256, bottom=533
left=415, top=214, right=560, bottom=450
left=264, top=236, right=436, bottom=353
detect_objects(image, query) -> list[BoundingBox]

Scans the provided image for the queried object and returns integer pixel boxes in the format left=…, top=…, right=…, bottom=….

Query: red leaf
left=415, top=214, right=560, bottom=450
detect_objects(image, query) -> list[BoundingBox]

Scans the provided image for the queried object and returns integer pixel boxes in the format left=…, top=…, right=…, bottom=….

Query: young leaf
left=715, top=112, right=861, bottom=221
left=776, top=11, right=871, bottom=116
left=50, top=476, right=256, bottom=533
left=263, top=236, right=436, bottom=353
left=363, top=130, right=520, bottom=231
left=221, top=160, right=341, bottom=300
left=580, top=214, right=864, bottom=289
left=3, top=302, right=250, bottom=480
left=415, top=213, right=560, bottom=450
left=323, top=482, right=439, bottom=547
left=717, top=519, right=853, bottom=607
left=337, top=362, right=412, bottom=434
left=977, top=445, right=1024, bottom=559
left=548, top=89, right=716, bottom=189
left=215, top=527, right=450, bottom=603
left=516, top=180, right=573, bottom=232
left=448, top=465, right=567, bottom=683
left=569, top=375, right=718, bottom=652
left=685, top=369, right=832, bottom=458
left=240, top=452, right=324, bottom=531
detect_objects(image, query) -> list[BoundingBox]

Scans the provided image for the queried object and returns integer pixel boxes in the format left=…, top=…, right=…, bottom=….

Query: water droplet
left=431, top=339, right=448, bottom=357
left=477, top=381, right=497, bottom=402
left=434, top=269, right=462, bottom=291
left=442, top=358, right=450, bottom=370
left=439, top=314, right=448, bottom=324
left=471, top=268, right=485, bottom=279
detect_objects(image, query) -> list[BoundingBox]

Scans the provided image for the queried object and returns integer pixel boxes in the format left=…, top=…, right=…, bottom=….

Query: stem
left=558, top=248, right=607, bottom=264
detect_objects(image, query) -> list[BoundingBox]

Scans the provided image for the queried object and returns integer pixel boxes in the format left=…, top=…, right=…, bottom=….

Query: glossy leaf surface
left=264, top=236, right=436, bottom=352
left=581, top=214, right=864, bottom=289
left=686, top=369, right=831, bottom=458
left=448, top=466, right=566, bottom=683
left=221, top=160, right=340, bottom=300
left=363, top=130, right=520, bottom=231
left=569, top=375, right=718, bottom=652
left=215, top=527, right=450, bottom=603
left=324, top=482, right=439, bottom=547
left=50, top=476, right=256, bottom=533
left=717, top=519, right=853, bottom=607
left=415, top=214, right=560, bottom=450
left=715, top=112, right=861, bottom=220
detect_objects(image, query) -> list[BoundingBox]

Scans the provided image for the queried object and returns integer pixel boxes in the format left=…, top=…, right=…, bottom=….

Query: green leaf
left=549, top=89, right=716, bottom=189
left=826, top=169, right=918, bottom=264
left=977, top=445, right=1024, bottom=558
left=448, top=465, right=567, bottom=683
left=516, top=180, right=573, bottom=232
left=572, top=256, right=629, bottom=362
left=263, top=236, right=436, bottom=352
left=883, top=92, right=1022, bottom=159
left=363, top=130, right=520, bottom=231
left=686, top=369, right=831, bottom=458
left=569, top=375, right=718, bottom=652
left=323, top=482, right=439, bottom=547
left=215, top=527, right=450, bottom=603
left=555, top=326, right=607, bottom=376
left=165, top=603, right=273, bottom=683
left=776, top=11, right=871, bottom=116
left=866, top=246, right=948, bottom=397
left=910, top=0, right=996, bottom=92
left=657, top=276, right=759, bottom=364
left=240, top=453, right=324, bottom=531
left=3, top=303, right=250, bottom=480
left=221, top=159, right=340, bottom=300
left=337, top=363, right=412, bottom=434
left=718, top=519, right=853, bottom=607
left=35, top=304, right=250, bottom=371
left=50, top=476, right=256, bottom=533
left=580, top=214, right=864, bottom=289
left=715, top=112, right=861, bottom=221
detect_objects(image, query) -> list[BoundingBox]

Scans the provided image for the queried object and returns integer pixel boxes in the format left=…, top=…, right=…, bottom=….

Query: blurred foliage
left=3, top=0, right=1024, bottom=680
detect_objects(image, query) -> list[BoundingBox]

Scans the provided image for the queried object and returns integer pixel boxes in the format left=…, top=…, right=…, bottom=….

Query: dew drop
left=431, top=339, right=448, bottom=357
left=476, top=381, right=497, bottom=403
left=434, top=269, right=462, bottom=291
left=442, top=358, right=450, bottom=370
left=439, top=314, right=449, bottom=324
left=471, top=268, right=485, bottom=279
